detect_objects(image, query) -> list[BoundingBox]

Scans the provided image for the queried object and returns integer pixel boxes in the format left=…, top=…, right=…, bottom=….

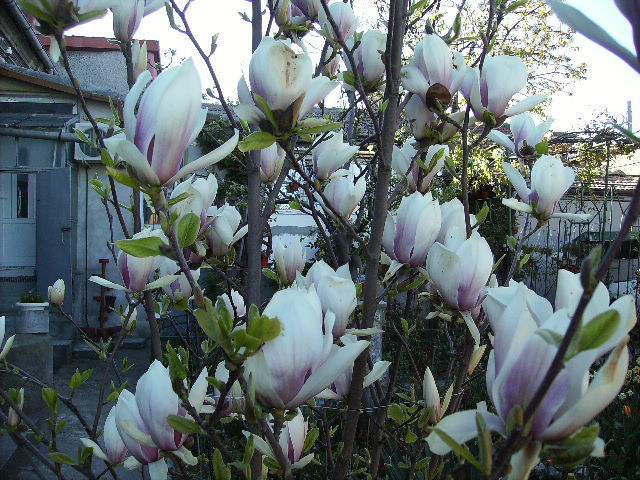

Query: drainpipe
left=0, top=127, right=78, bottom=142
left=3, top=0, right=54, bottom=73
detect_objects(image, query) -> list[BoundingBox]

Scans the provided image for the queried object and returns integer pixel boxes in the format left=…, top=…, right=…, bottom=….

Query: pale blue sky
left=70, top=0, right=640, bottom=132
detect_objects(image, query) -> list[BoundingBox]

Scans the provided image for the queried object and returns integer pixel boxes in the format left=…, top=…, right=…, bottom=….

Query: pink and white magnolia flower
left=243, top=286, right=369, bottom=409
left=158, top=259, right=200, bottom=303
left=209, top=362, right=245, bottom=416
left=428, top=272, right=636, bottom=472
left=312, top=130, right=359, bottom=181
left=205, top=204, right=248, bottom=256
left=111, top=0, right=164, bottom=43
left=169, top=173, right=218, bottom=224
left=220, top=290, right=247, bottom=318
left=383, top=192, right=441, bottom=269
left=437, top=198, right=476, bottom=248
left=460, top=55, right=546, bottom=120
left=319, top=1, right=357, bottom=43
left=426, top=232, right=493, bottom=313
left=296, top=260, right=357, bottom=337
left=423, top=367, right=454, bottom=424
left=258, top=143, right=286, bottom=184
left=113, top=361, right=207, bottom=478
left=319, top=172, right=366, bottom=222
left=0, top=316, right=15, bottom=361
left=81, top=406, right=128, bottom=465
left=392, top=142, right=448, bottom=193
left=319, top=335, right=391, bottom=400
left=402, top=34, right=467, bottom=100
left=235, top=38, right=338, bottom=129
left=274, top=239, right=307, bottom=285
left=487, top=113, right=553, bottom=157
left=251, top=409, right=314, bottom=470
left=105, top=59, right=238, bottom=186
left=343, top=30, right=387, bottom=90
left=131, top=40, right=148, bottom=81
left=502, top=155, right=592, bottom=222
left=90, top=228, right=179, bottom=293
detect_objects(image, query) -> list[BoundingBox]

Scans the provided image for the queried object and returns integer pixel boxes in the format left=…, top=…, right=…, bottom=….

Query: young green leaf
left=177, top=213, right=201, bottom=248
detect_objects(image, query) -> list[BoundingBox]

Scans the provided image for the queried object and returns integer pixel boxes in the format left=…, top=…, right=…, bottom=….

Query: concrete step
left=72, top=337, right=148, bottom=358
left=52, top=339, right=73, bottom=371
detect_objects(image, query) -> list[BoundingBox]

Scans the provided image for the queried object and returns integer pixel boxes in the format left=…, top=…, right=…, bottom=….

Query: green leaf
left=165, top=343, right=188, bottom=381
left=74, top=128, right=93, bottom=146
left=167, top=415, right=202, bottom=434
left=115, top=236, right=165, bottom=258
left=541, top=424, right=600, bottom=467
left=69, top=368, right=93, bottom=389
left=232, top=329, right=263, bottom=351
left=432, top=428, right=483, bottom=471
left=519, top=253, right=531, bottom=268
left=19, top=1, right=55, bottom=23
left=535, top=140, right=549, bottom=155
left=476, top=412, right=493, bottom=475
left=242, top=434, right=255, bottom=465
left=476, top=203, right=490, bottom=223
left=167, top=191, right=191, bottom=207
left=296, top=121, right=343, bottom=135
left=262, top=268, right=279, bottom=283
left=50, top=452, right=77, bottom=466
left=106, top=167, right=142, bottom=190
left=341, top=70, right=356, bottom=87
left=303, top=427, right=319, bottom=453
left=289, top=201, right=302, bottom=210
left=387, top=404, right=406, bottom=423
left=177, top=213, right=201, bottom=248
left=213, top=448, right=231, bottom=480
left=246, top=314, right=281, bottom=343
left=100, top=149, right=115, bottom=167
left=409, top=0, right=429, bottom=14
left=505, top=0, right=528, bottom=13
left=536, top=328, right=564, bottom=348
left=41, top=388, right=58, bottom=412
left=405, top=429, right=418, bottom=444
left=238, top=131, right=277, bottom=152
left=576, top=310, right=620, bottom=354
left=253, top=94, right=279, bottom=130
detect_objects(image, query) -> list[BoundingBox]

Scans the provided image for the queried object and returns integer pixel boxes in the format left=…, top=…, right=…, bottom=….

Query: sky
left=68, top=0, right=640, bottom=133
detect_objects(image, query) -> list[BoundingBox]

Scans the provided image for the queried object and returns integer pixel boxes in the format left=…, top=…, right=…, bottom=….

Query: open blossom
left=112, top=0, right=164, bottom=43
left=319, top=172, right=366, bottom=222
left=243, top=286, right=369, bottom=409
left=235, top=38, right=338, bottom=131
left=319, top=335, right=391, bottom=400
left=487, top=113, right=553, bottom=157
left=258, top=143, right=286, bottom=184
left=392, top=142, right=448, bottom=193
left=428, top=272, right=636, bottom=472
left=169, top=173, right=218, bottom=224
left=158, top=259, right=200, bottom=303
left=502, top=155, right=592, bottom=222
left=402, top=34, right=467, bottom=106
left=220, top=290, right=247, bottom=318
left=274, top=239, right=306, bottom=285
left=426, top=232, right=493, bottom=312
left=405, top=97, right=468, bottom=142
left=460, top=55, right=546, bottom=120
left=209, top=362, right=245, bottom=416
left=437, top=198, right=476, bottom=248
left=319, top=1, right=357, bottom=43
left=313, top=130, right=359, bottom=181
left=250, top=410, right=314, bottom=470
left=113, top=361, right=207, bottom=477
left=48, top=279, right=65, bottom=306
left=205, top=204, right=248, bottom=256
left=81, top=406, right=127, bottom=465
left=296, top=260, right=357, bottom=337
left=343, top=30, right=387, bottom=90
left=383, top=192, right=441, bottom=269
left=105, top=59, right=238, bottom=186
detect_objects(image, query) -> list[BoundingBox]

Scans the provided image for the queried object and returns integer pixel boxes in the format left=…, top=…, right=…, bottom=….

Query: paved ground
left=9, top=346, right=152, bottom=480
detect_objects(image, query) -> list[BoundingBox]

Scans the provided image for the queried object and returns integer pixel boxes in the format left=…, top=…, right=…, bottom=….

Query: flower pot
left=15, top=302, right=50, bottom=333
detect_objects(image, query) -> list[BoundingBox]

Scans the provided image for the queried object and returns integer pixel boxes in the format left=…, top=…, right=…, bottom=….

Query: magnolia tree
left=2, top=0, right=640, bottom=479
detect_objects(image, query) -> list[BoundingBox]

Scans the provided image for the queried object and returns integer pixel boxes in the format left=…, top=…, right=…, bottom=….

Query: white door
left=0, top=172, right=37, bottom=273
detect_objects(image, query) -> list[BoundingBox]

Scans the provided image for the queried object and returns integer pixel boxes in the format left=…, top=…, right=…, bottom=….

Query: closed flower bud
left=344, top=30, right=387, bottom=91
left=319, top=172, right=366, bottom=222
left=205, top=205, right=248, bottom=257
left=319, top=1, right=357, bottom=43
left=312, top=130, right=359, bottom=181
left=274, top=240, right=306, bottom=285
left=48, top=279, right=65, bottom=306
left=258, top=143, right=286, bottom=184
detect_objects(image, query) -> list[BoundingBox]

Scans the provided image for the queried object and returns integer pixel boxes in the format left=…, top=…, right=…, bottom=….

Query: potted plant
left=15, top=292, right=49, bottom=333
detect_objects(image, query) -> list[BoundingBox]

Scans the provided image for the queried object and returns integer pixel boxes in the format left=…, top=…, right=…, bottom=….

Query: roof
left=0, top=61, right=123, bottom=102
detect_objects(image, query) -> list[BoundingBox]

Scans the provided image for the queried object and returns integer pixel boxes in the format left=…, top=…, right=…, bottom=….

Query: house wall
left=56, top=50, right=129, bottom=97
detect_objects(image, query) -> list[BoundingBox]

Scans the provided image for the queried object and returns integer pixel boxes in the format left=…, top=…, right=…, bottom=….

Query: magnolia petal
left=148, top=459, right=168, bottom=480
left=363, top=361, right=391, bottom=388
left=120, top=420, right=156, bottom=446
left=383, top=260, right=404, bottom=283
left=287, top=340, right=369, bottom=408
left=502, top=162, right=530, bottom=200
left=104, top=137, right=161, bottom=186
left=247, top=432, right=276, bottom=460
left=80, top=438, right=108, bottom=462
left=232, top=224, right=249, bottom=244
left=291, top=453, right=314, bottom=470
left=234, top=103, right=266, bottom=125
left=487, top=130, right=515, bottom=152
left=592, top=437, right=605, bottom=457
left=509, top=441, right=542, bottom=480
left=551, top=212, right=592, bottom=223
left=298, top=76, right=339, bottom=119
left=427, top=409, right=503, bottom=455
left=143, top=275, right=181, bottom=291
left=426, top=243, right=461, bottom=309
left=547, top=0, right=640, bottom=74
left=502, top=197, right=533, bottom=214
left=124, top=70, right=152, bottom=139
left=188, top=367, right=209, bottom=414
left=504, top=94, right=547, bottom=117
left=541, top=344, right=629, bottom=441
left=173, top=446, right=198, bottom=466
left=89, top=275, right=129, bottom=291
left=167, top=130, right=240, bottom=185
left=461, top=311, right=481, bottom=346
left=123, top=457, right=142, bottom=470
left=316, top=388, right=344, bottom=400
left=0, top=335, right=15, bottom=360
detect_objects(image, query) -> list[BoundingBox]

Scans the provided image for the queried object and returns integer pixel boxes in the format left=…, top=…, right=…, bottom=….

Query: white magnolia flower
left=487, top=113, right=553, bottom=157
